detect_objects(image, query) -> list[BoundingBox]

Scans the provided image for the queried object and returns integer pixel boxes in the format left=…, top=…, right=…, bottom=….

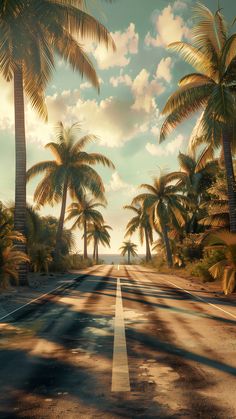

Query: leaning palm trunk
left=55, top=177, right=68, bottom=260
left=161, top=224, right=173, bottom=268
left=222, top=127, right=236, bottom=233
left=84, top=220, right=88, bottom=259
left=145, top=227, right=151, bottom=262
left=14, top=64, right=28, bottom=285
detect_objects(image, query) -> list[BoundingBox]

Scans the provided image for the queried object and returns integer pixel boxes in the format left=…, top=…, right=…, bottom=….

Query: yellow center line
left=111, top=277, right=130, bottom=392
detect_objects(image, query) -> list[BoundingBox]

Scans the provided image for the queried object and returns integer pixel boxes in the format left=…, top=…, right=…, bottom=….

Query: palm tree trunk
left=14, top=64, right=28, bottom=285
left=93, top=239, right=96, bottom=260
left=96, top=242, right=99, bottom=264
left=128, top=250, right=130, bottom=265
left=145, top=227, right=151, bottom=262
left=55, top=176, right=68, bottom=260
left=84, top=220, right=88, bottom=259
left=222, top=127, right=236, bottom=233
left=161, top=224, right=173, bottom=267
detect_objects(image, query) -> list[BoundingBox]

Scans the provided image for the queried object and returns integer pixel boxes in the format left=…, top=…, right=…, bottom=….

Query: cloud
left=156, top=57, right=173, bottom=83
left=173, top=0, right=188, bottom=10
left=0, top=64, right=165, bottom=149
left=106, top=172, right=137, bottom=197
left=89, top=23, right=139, bottom=70
left=131, top=69, right=165, bottom=113
left=80, top=77, right=104, bottom=90
left=145, top=5, right=190, bottom=48
left=146, top=134, right=184, bottom=156
left=106, top=172, right=129, bottom=192
left=110, top=73, right=132, bottom=87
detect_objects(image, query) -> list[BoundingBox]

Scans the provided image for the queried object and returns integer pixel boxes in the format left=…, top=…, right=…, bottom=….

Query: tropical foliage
left=160, top=3, right=236, bottom=234
left=0, top=0, right=115, bottom=283
left=87, top=223, right=112, bottom=263
left=27, top=122, right=114, bottom=260
left=66, top=196, right=105, bottom=259
left=124, top=203, right=153, bottom=262
left=131, top=172, right=187, bottom=267
left=205, top=231, right=236, bottom=295
left=120, top=241, right=138, bottom=265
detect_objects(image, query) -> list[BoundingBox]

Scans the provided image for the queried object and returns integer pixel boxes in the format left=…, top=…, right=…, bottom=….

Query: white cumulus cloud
left=156, top=57, right=173, bottom=83
left=110, top=73, right=132, bottom=87
left=90, top=23, right=139, bottom=70
left=131, top=69, right=165, bottom=113
left=145, top=5, right=190, bottom=48
left=146, top=134, right=185, bottom=156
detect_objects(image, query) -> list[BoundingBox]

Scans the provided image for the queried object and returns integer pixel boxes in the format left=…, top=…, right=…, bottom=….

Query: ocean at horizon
left=90, top=254, right=145, bottom=264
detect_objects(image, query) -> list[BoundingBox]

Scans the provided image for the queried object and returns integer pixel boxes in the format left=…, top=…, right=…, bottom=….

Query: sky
left=0, top=0, right=236, bottom=255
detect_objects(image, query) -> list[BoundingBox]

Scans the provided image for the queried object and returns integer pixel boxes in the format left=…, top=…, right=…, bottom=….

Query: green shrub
left=189, top=248, right=225, bottom=282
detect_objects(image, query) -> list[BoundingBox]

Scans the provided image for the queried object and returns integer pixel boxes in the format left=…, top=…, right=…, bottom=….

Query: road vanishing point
left=0, top=265, right=235, bottom=418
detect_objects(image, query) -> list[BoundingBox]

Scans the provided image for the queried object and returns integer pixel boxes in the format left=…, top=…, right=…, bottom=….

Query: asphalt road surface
left=0, top=265, right=235, bottom=419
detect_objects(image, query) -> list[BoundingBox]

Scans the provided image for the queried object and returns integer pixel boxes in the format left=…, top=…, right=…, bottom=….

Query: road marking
left=111, top=277, right=130, bottom=392
left=0, top=279, right=77, bottom=322
left=166, top=279, right=236, bottom=320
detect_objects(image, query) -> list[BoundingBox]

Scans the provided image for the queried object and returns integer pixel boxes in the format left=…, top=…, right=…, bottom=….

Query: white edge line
left=0, top=275, right=78, bottom=322
left=166, top=279, right=236, bottom=320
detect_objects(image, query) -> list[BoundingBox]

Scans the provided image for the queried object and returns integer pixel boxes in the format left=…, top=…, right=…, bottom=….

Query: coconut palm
left=29, top=244, right=52, bottom=274
left=87, top=223, right=112, bottom=264
left=205, top=231, right=236, bottom=295
left=120, top=241, right=138, bottom=265
left=132, top=173, right=187, bottom=267
left=160, top=3, right=236, bottom=233
left=66, top=196, right=105, bottom=259
left=0, top=230, right=29, bottom=288
left=0, top=0, right=115, bottom=283
left=200, top=174, right=229, bottom=230
left=124, top=203, right=153, bottom=262
left=27, top=122, right=114, bottom=259
left=178, top=152, right=217, bottom=234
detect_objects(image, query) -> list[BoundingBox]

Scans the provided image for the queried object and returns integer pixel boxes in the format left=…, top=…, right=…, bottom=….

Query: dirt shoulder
left=0, top=267, right=99, bottom=321
left=140, top=263, right=236, bottom=304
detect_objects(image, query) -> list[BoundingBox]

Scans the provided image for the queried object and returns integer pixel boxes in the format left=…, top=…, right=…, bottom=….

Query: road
left=0, top=265, right=235, bottom=418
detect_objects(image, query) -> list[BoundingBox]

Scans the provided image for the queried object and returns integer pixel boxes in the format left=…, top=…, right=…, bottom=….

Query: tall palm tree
left=160, top=3, right=236, bottom=233
left=66, top=196, right=105, bottom=259
left=132, top=173, right=187, bottom=267
left=27, top=122, right=114, bottom=259
left=120, top=241, right=138, bottom=265
left=87, top=223, right=112, bottom=264
left=124, top=204, right=153, bottom=262
left=0, top=1, right=115, bottom=283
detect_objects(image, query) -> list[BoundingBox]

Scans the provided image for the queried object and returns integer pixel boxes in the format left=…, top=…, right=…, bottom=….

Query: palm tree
left=66, top=196, right=105, bottom=259
left=205, top=231, right=236, bottom=295
left=0, top=0, right=115, bottom=283
left=124, top=204, right=153, bottom=262
left=87, top=223, right=112, bottom=264
left=132, top=173, right=187, bottom=267
left=160, top=3, right=236, bottom=233
left=200, top=174, right=229, bottom=230
left=178, top=152, right=217, bottom=234
left=27, top=123, right=114, bottom=260
left=0, top=230, right=29, bottom=288
left=120, top=241, right=138, bottom=265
